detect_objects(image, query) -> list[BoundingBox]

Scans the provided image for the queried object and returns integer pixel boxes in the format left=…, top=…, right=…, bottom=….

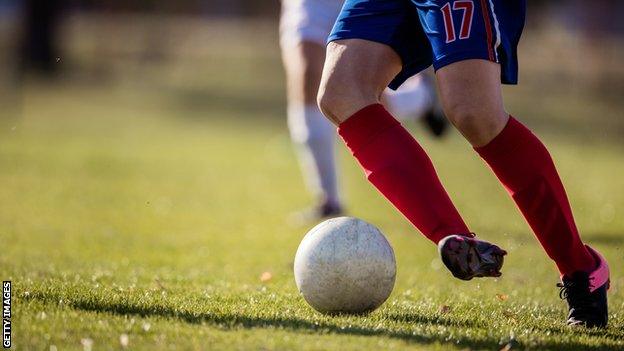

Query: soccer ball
left=294, top=217, right=396, bottom=314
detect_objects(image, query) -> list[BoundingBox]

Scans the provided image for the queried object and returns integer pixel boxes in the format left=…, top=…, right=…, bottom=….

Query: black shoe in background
left=422, top=108, right=449, bottom=138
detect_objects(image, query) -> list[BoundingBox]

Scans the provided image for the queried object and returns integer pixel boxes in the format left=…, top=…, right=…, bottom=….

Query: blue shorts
left=328, top=0, right=526, bottom=89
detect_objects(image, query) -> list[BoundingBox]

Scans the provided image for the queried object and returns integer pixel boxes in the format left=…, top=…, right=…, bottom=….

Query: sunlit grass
left=0, top=79, right=622, bottom=351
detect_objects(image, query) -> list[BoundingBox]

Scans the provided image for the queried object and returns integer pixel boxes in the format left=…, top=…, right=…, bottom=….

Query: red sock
left=337, top=104, right=469, bottom=243
left=475, top=116, right=595, bottom=275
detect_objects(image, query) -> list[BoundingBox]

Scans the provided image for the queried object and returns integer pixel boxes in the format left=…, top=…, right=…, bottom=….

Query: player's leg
left=318, top=39, right=400, bottom=123
left=280, top=0, right=343, bottom=218
left=437, top=59, right=609, bottom=327
left=437, top=60, right=591, bottom=268
left=436, top=60, right=507, bottom=146
left=428, top=0, right=609, bottom=323
left=383, top=73, right=448, bottom=136
left=318, top=39, right=505, bottom=279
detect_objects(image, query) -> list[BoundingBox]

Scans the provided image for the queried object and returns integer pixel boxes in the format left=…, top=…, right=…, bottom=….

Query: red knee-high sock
left=337, top=104, right=469, bottom=243
left=475, top=116, right=595, bottom=275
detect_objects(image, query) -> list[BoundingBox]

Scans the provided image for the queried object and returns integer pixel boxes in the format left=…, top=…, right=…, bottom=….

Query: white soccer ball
left=294, top=217, right=396, bottom=314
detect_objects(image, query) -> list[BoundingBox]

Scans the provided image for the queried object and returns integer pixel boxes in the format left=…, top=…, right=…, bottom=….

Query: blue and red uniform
left=328, top=0, right=526, bottom=89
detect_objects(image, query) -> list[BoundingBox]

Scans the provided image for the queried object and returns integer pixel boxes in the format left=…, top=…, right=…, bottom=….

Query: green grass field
left=1, top=24, right=624, bottom=350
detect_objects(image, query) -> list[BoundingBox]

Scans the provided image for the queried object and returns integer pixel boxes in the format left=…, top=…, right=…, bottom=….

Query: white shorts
left=279, top=0, right=344, bottom=48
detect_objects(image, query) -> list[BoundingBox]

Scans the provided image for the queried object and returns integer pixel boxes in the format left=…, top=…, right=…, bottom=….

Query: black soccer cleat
left=421, top=108, right=449, bottom=138
left=557, top=246, right=610, bottom=328
left=315, top=201, right=344, bottom=218
left=438, top=234, right=507, bottom=280
left=289, top=201, right=344, bottom=225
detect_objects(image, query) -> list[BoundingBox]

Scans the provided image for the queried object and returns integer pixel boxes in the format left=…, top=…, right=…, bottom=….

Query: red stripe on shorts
left=479, top=0, right=495, bottom=61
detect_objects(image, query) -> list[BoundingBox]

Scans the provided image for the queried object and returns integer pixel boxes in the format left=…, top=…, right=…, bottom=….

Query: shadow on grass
left=65, top=299, right=503, bottom=350
left=24, top=292, right=622, bottom=351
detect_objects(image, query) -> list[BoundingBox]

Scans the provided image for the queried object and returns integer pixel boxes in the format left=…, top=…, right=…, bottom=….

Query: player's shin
left=474, top=116, right=596, bottom=275
left=337, top=103, right=469, bottom=243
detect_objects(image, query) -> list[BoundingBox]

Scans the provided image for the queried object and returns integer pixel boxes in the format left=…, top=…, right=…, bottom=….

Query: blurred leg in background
left=280, top=0, right=448, bottom=222
left=384, top=72, right=448, bottom=137
left=280, top=0, right=343, bottom=220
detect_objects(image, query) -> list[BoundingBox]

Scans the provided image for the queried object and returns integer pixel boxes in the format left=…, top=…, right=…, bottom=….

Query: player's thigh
left=281, top=41, right=326, bottom=105
left=435, top=59, right=508, bottom=146
left=410, top=0, right=525, bottom=145
left=318, top=39, right=402, bottom=124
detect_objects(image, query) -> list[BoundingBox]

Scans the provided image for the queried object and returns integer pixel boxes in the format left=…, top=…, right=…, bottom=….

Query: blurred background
left=2, top=2, right=623, bottom=348
left=1, top=0, right=623, bottom=244
left=0, top=0, right=623, bottom=128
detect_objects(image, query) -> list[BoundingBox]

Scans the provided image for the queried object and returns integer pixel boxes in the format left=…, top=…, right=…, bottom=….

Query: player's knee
left=316, top=83, right=341, bottom=123
left=444, top=102, right=506, bottom=145
left=318, top=40, right=401, bottom=123
left=318, top=73, right=382, bottom=124
left=444, top=102, right=478, bottom=130
left=317, top=74, right=359, bottom=124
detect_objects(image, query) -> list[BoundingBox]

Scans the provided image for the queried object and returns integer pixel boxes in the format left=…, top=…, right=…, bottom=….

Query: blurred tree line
left=11, top=0, right=624, bottom=79
left=16, top=0, right=279, bottom=77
